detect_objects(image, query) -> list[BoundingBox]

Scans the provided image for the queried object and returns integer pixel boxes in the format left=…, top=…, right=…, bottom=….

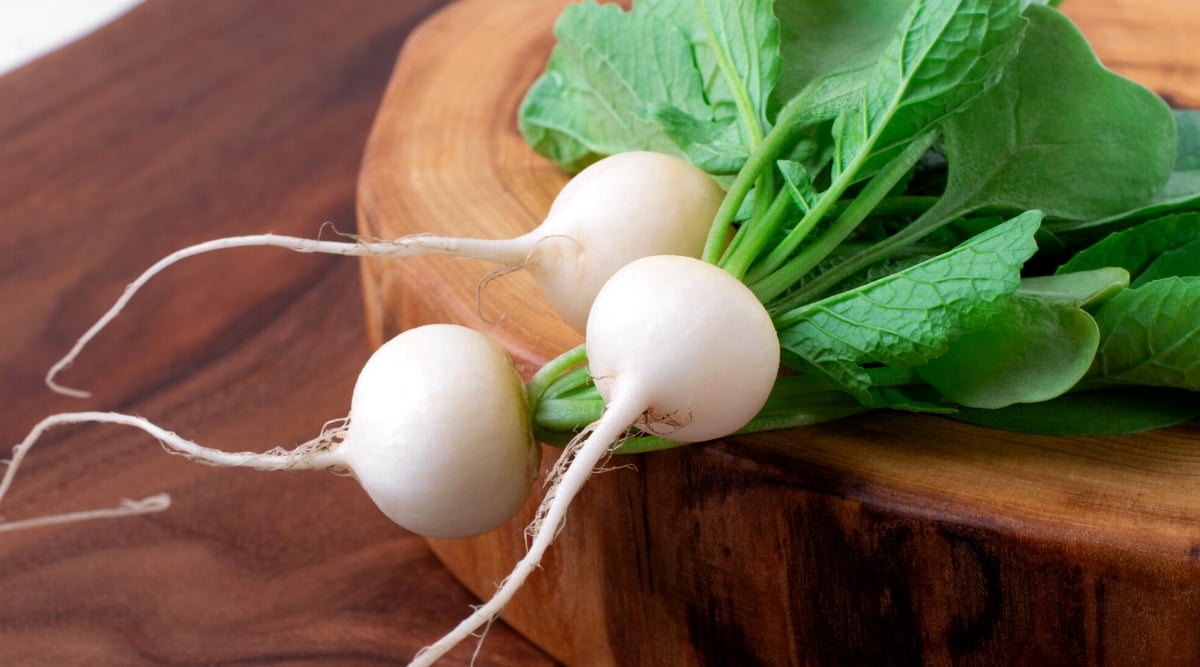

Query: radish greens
left=521, top=0, right=1200, bottom=441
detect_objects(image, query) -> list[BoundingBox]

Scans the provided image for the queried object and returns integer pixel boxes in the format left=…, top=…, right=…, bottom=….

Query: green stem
left=835, top=195, right=1015, bottom=220
left=771, top=175, right=967, bottom=311
left=741, top=129, right=892, bottom=284
left=534, top=397, right=606, bottom=433
left=697, top=0, right=764, bottom=149
left=542, top=366, right=594, bottom=400
left=720, top=185, right=793, bottom=280
left=526, top=343, right=586, bottom=407
left=751, top=131, right=939, bottom=304
left=534, top=367, right=920, bottom=453
left=701, top=98, right=810, bottom=264
left=611, top=367, right=919, bottom=454
left=852, top=195, right=940, bottom=217
left=701, top=155, right=764, bottom=264
left=730, top=398, right=870, bottom=436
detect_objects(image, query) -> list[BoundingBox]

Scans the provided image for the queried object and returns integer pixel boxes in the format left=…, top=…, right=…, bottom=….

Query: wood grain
left=0, top=2, right=555, bottom=665
left=357, top=1, right=1200, bottom=666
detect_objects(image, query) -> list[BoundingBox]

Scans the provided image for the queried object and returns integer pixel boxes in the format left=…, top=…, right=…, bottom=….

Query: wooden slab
left=0, top=2, right=555, bottom=665
left=357, top=1, right=1200, bottom=665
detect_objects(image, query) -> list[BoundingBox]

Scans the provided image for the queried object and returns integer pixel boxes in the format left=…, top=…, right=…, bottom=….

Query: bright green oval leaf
left=1017, top=267, right=1129, bottom=306
left=773, top=0, right=910, bottom=105
left=1044, top=110, right=1200, bottom=242
left=916, top=295, right=1100, bottom=409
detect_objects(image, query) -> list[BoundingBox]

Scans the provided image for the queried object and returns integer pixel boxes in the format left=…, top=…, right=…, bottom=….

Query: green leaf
left=518, top=2, right=698, bottom=170
left=932, top=4, right=1176, bottom=223
left=1088, top=276, right=1200, bottom=390
left=915, top=295, right=1100, bottom=408
left=950, top=387, right=1200, bottom=435
left=518, top=0, right=780, bottom=172
left=1017, top=268, right=1129, bottom=306
left=740, top=375, right=875, bottom=432
left=775, top=210, right=1041, bottom=400
left=1134, top=240, right=1200, bottom=286
left=1043, top=110, right=1200, bottom=242
left=645, top=0, right=780, bottom=147
left=775, top=64, right=878, bottom=131
left=1056, top=213, right=1200, bottom=287
left=777, top=159, right=818, bottom=213
left=646, top=105, right=746, bottom=174
left=773, top=0, right=911, bottom=105
left=833, top=0, right=1026, bottom=181
left=865, top=385, right=958, bottom=414
left=745, top=0, right=1026, bottom=296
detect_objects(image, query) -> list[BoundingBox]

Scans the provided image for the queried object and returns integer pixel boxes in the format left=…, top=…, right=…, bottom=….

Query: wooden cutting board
left=0, top=2, right=556, bottom=665
left=357, top=1, right=1200, bottom=665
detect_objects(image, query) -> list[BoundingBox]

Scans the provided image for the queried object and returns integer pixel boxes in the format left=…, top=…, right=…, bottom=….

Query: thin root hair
left=527, top=420, right=636, bottom=544
left=475, top=262, right=527, bottom=325
left=1, top=411, right=347, bottom=533
left=471, top=231, right=577, bottom=325
left=315, top=220, right=359, bottom=242
left=638, top=407, right=694, bottom=437
left=0, top=493, right=170, bottom=533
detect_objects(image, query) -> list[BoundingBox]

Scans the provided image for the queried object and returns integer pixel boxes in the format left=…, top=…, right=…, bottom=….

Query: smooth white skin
left=522, top=151, right=726, bottom=332
left=336, top=324, right=539, bottom=539
left=587, top=255, right=781, bottom=442
left=45, top=151, right=723, bottom=397
left=410, top=255, right=780, bottom=667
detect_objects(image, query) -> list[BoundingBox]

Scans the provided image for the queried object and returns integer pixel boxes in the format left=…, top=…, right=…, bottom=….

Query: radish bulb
left=338, top=324, right=538, bottom=538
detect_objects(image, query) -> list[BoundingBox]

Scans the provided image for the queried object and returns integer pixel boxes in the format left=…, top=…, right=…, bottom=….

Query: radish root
left=408, top=394, right=646, bottom=667
left=0, top=411, right=347, bottom=533
left=0, top=494, right=170, bottom=533
left=44, top=233, right=533, bottom=398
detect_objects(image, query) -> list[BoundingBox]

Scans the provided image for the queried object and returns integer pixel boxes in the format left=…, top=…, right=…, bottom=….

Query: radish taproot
left=4, top=324, right=540, bottom=539
left=46, top=150, right=724, bottom=398
left=410, top=255, right=780, bottom=666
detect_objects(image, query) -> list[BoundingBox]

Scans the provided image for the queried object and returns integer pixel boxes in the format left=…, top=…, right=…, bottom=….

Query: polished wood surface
left=0, top=2, right=555, bottom=665
left=358, top=1, right=1200, bottom=665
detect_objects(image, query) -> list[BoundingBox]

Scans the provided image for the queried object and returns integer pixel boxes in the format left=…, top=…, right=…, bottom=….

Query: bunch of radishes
left=3, top=150, right=781, bottom=665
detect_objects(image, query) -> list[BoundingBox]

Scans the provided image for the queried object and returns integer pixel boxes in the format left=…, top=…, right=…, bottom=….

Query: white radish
left=46, top=151, right=724, bottom=397
left=517, top=151, right=723, bottom=330
left=409, top=255, right=780, bottom=666
left=339, top=324, right=538, bottom=538
left=4, top=324, right=540, bottom=540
